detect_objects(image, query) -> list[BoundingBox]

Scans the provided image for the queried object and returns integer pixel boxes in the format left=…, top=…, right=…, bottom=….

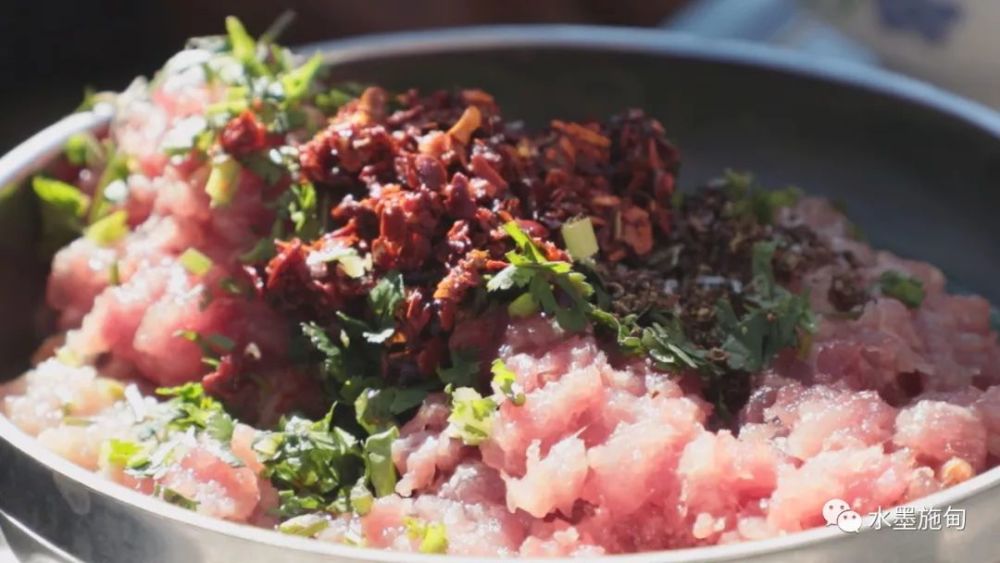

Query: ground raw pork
left=3, top=31, right=1000, bottom=557
left=326, top=273, right=1000, bottom=556
left=312, top=200, right=1000, bottom=556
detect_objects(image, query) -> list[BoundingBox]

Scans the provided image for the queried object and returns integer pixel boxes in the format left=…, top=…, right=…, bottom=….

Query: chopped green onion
left=404, top=518, right=449, bottom=554
left=490, top=359, right=525, bottom=406
left=281, top=53, right=323, bottom=104
left=446, top=387, right=496, bottom=446
left=179, top=248, right=214, bottom=276
left=108, top=261, right=121, bottom=286
left=507, top=291, right=538, bottom=318
left=64, top=132, right=105, bottom=167
left=278, top=513, right=330, bottom=537
left=101, top=438, right=148, bottom=468
left=88, top=151, right=129, bottom=224
left=154, top=484, right=199, bottom=510
left=878, top=270, right=925, bottom=309
left=84, top=210, right=129, bottom=246
left=561, top=216, right=599, bottom=260
left=349, top=479, right=374, bottom=515
left=205, top=156, right=241, bottom=207
left=225, top=16, right=259, bottom=69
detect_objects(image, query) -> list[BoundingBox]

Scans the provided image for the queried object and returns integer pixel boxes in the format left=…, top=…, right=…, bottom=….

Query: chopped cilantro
left=487, top=222, right=593, bottom=332
left=437, top=348, right=480, bottom=388
left=640, top=316, right=706, bottom=372
left=354, top=387, right=426, bottom=434
left=716, top=242, right=815, bottom=372
left=721, top=170, right=801, bottom=225
left=363, top=426, right=399, bottom=497
left=287, top=182, right=320, bottom=239
left=365, top=271, right=405, bottom=343
left=253, top=407, right=366, bottom=517
left=878, top=270, right=925, bottom=309
left=156, top=382, right=235, bottom=442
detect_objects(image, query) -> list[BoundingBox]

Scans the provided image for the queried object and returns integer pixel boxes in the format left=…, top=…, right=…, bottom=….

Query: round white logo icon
left=822, top=498, right=862, bottom=533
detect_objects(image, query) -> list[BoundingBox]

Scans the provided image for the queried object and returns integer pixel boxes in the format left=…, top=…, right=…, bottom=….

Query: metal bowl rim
left=2, top=24, right=1000, bottom=562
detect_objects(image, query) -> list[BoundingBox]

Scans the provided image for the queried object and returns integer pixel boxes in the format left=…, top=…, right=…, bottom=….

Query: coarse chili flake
left=260, top=87, right=680, bottom=383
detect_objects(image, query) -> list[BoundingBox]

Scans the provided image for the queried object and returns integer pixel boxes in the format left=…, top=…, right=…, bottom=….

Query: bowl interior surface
left=2, top=27, right=1000, bottom=563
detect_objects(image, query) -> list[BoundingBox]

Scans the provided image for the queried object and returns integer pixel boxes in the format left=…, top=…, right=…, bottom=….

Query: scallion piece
left=84, top=210, right=129, bottom=247
left=561, top=216, right=599, bottom=261
left=205, top=156, right=241, bottom=207
left=179, top=248, right=214, bottom=276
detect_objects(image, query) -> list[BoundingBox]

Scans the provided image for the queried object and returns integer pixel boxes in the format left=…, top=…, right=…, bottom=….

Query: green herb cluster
left=487, top=222, right=594, bottom=331
left=878, top=270, right=925, bottom=309
left=99, top=383, right=243, bottom=510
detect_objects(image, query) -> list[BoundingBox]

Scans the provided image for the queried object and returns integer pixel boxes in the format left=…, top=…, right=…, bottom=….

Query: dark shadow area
left=0, top=0, right=686, bottom=152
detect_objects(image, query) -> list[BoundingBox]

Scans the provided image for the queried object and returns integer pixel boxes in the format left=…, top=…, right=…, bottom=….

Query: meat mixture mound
left=3, top=19, right=999, bottom=557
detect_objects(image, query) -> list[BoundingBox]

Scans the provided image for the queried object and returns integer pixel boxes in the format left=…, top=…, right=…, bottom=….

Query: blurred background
left=1, top=0, right=996, bottom=151
left=0, top=0, right=689, bottom=152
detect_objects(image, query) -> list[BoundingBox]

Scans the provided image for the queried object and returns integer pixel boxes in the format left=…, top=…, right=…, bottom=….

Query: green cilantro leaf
left=487, top=221, right=593, bottom=332
left=363, top=426, right=399, bottom=497
left=716, top=242, right=815, bottom=372
left=253, top=406, right=367, bottom=517
left=354, top=387, right=427, bottom=434
left=721, top=170, right=801, bottom=225
left=437, top=348, right=480, bottom=387
left=155, top=382, right=235, bottom=442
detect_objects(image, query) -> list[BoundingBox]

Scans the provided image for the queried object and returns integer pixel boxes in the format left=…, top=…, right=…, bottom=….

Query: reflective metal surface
left=1, top=25, right=999, bottom=563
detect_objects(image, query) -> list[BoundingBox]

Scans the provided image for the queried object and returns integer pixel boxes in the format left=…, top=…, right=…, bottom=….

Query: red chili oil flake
left=219, top=110, right=269, bottom=157
left=263, top=87, right=680, bottom=383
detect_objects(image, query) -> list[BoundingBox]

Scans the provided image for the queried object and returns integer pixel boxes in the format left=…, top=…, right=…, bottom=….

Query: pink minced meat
left=11, top=64, right=1000, bottom=555
left=335, top=200, right=1000, bottom=556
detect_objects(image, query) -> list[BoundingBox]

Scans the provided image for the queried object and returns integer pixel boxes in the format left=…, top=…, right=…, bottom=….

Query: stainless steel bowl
left=2, top=25, right=999, bottom=563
